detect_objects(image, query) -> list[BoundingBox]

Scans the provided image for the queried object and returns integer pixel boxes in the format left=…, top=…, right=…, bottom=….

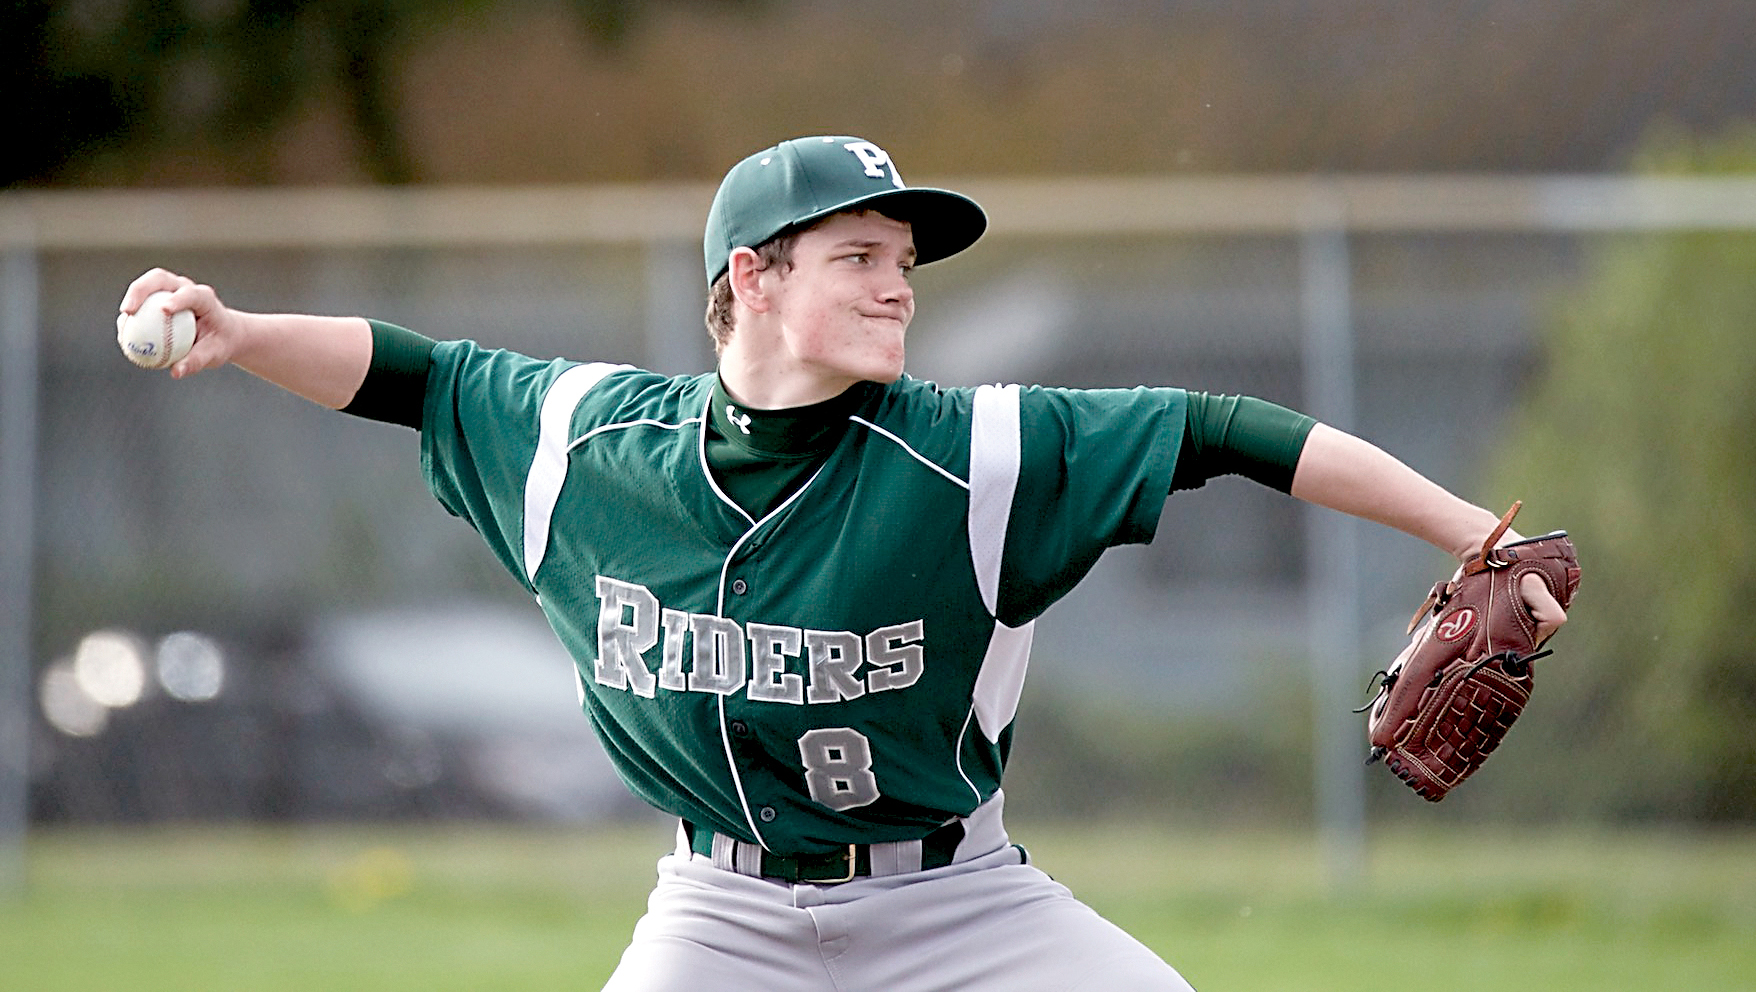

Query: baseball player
left=119, top=135, right=1565, bottom=990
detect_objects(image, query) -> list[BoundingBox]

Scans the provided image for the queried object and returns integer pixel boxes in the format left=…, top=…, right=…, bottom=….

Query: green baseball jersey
left=421, top=340, right=1188, bottom=854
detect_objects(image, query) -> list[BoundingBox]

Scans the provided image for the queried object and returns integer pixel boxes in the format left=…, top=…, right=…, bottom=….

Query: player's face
left=767, top=210, right=917, bottom=391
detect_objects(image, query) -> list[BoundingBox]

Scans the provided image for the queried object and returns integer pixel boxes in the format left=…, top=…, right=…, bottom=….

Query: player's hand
left=117, top=268, right=245, bottom=380
left=1491, top=525, right=1568, bottom=646
left=1521, top=572, right=1567, bottom=646
left=1449, top=520, right=1566, bottom=646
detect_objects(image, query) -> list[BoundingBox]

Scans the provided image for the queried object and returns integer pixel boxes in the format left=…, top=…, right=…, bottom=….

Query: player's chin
left=863, top=352, right=907, bottom=384
left=843, top=345, right=906, bottom=384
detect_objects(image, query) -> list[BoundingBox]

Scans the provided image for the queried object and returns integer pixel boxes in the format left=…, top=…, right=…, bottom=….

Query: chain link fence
left=4, top=178, right=1753, bottom=849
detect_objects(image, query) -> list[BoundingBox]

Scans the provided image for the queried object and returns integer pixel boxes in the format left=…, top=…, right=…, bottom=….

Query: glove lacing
left=1352, top=647, right=1550, bottom=766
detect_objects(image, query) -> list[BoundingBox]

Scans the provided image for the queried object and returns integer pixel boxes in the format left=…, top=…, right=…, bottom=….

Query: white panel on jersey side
left=971, top=620, right=1036, bottom=742
left=967, top=383, right=1032, bottom=743
left=522, top=362, right=628, bottom=584
left=968, top=383, right=1021, bottom=615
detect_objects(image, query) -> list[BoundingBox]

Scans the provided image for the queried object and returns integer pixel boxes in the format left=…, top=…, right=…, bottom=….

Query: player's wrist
left=1447, top=503, right=1528, bottom=562
left=1447, top=520, right=1499, bottom=562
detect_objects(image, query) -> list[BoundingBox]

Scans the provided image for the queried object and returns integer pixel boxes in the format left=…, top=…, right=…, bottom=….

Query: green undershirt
left=1174, top=391, right=1317, bottom=495
left=340, top=321, right=1317, bottom=516
left=705, top=378, right=880, bottom=518
left=341, top=320, right=437, bottom=430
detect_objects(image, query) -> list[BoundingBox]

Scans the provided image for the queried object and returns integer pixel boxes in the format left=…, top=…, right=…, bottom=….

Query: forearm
left=224, top=312, right=373, bottom=409
left=1289, top=423, right=1509, bottom=561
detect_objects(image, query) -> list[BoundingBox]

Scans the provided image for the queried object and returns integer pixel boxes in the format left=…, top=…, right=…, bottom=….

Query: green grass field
left=4, top=820, right=1753, bottom=990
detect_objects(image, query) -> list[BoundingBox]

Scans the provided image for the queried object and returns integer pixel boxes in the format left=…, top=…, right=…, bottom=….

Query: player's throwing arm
left=116, top=268, right=373, bottom=407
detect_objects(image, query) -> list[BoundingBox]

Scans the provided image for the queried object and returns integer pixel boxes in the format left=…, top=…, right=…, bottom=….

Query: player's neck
left=717, top=342, right=859, bottom=410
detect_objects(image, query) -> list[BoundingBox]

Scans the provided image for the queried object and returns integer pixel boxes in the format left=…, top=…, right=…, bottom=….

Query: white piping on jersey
left=693, top=388, right=833, bottom=533
left=525, top=366, right=700, bottom=736
left=712, top=503, right=774, bottom=849
left=524, top=362, right=632, bottom=585
left=695, top=389, right=757, bottom=527
left=849, top=415, right=971, bottom=491
left=715, top=692, right=768, bottom=849
left=565, top=417, right=699, bottom=453
left=953, top=706, right=982, bottom=804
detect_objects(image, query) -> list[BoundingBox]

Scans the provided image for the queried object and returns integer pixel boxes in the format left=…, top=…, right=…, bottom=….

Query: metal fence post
left=1300, top=194, right=1367, bottom=891
left=0, top=236, right=41, bottom=898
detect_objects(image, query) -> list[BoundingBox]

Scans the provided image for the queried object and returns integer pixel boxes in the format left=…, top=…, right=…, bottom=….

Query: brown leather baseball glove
left=1359, top=502, right=1581, bottom=801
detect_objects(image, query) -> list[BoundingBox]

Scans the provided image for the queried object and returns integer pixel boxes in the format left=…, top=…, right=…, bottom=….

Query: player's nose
left=876, top=267, right=914, bottom=306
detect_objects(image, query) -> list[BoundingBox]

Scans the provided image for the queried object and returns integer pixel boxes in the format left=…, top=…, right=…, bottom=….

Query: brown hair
left=704, top=229, right=804, bottom=354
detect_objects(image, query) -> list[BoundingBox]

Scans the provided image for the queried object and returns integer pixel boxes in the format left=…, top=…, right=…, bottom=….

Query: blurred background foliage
left=9, top=0, right=759, bottom=185
left=10, top=0, right=1756, bottom=187
left=1482, top=127, right=1756, bottom=823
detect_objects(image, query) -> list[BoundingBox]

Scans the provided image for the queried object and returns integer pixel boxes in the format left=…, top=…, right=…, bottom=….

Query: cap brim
left=790, top=187, right=988, bottom=267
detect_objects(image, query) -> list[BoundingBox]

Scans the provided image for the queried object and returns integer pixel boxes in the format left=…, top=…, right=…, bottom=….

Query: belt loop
left=868, top=838, right=922, bottom=875
left=710, top=832, right=739, bottom=872
left=734, top=840, right=764, bottom=876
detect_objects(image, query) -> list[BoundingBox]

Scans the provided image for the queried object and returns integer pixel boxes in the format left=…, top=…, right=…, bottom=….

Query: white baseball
left=118, top=290, right=196, bottom=370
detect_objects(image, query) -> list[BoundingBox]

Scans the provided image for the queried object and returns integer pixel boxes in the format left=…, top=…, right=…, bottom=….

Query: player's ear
left=727, top=247, right=773, bottom=314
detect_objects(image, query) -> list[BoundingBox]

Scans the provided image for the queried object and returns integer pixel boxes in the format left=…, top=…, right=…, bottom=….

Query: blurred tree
left=5, top=0, right=171, bottom=185
left=4, top=0, right=760, bottom=186
left=7, top=1, right=1753, bottom=187
left=1483, top=125, right=1756, bottom=822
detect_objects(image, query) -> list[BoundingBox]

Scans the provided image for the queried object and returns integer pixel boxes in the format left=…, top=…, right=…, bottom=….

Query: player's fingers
left=151, top=282, right=234, bottom=380
left=170, top=333, right=226, bottom=379
left=119, top=268, right=195, bottom=315
left=168, top=308, right=236, bottom=380
left=159, top=281, right=220, bottom=320
left=1520, top=572, right=1566, bottom=645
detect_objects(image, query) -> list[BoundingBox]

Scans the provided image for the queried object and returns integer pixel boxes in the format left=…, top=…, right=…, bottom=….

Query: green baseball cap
left=703, top=135, right=987, bottom=284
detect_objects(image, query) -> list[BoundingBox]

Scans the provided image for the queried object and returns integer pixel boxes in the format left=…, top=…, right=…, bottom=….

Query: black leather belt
left=685, top=819, right=965, bottom=884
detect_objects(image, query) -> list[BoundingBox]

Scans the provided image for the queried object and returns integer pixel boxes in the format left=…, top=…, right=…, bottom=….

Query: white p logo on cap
left=844, top=141, right=906, bottom=189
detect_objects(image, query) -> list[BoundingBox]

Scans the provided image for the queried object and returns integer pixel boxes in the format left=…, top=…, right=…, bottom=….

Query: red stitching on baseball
left=159, top=307, right=175, bottom=368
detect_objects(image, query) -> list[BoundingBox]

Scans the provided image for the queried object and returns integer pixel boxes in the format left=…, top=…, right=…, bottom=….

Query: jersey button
left=759, top=806, right=777, bottom=822
left=731, top=578, right=748, bottom=595
left=729, top=720, right=751, bottom=739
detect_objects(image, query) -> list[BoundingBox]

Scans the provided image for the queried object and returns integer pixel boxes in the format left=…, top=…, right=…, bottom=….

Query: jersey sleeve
left=997, top=385, right=1188, bottom=624
left=1170, top=392, right=1317, bottom=494
left=420, top=339, right=578, bottom=594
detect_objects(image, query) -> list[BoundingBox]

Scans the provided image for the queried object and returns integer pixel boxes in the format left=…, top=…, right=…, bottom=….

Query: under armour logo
left=844, top=141, right=906, bottom=189
left=726, top=405, right=752, bottom=435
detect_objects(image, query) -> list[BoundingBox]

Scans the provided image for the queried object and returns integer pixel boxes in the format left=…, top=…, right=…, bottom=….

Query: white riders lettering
left=593, top=575, right=924, bottom=704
